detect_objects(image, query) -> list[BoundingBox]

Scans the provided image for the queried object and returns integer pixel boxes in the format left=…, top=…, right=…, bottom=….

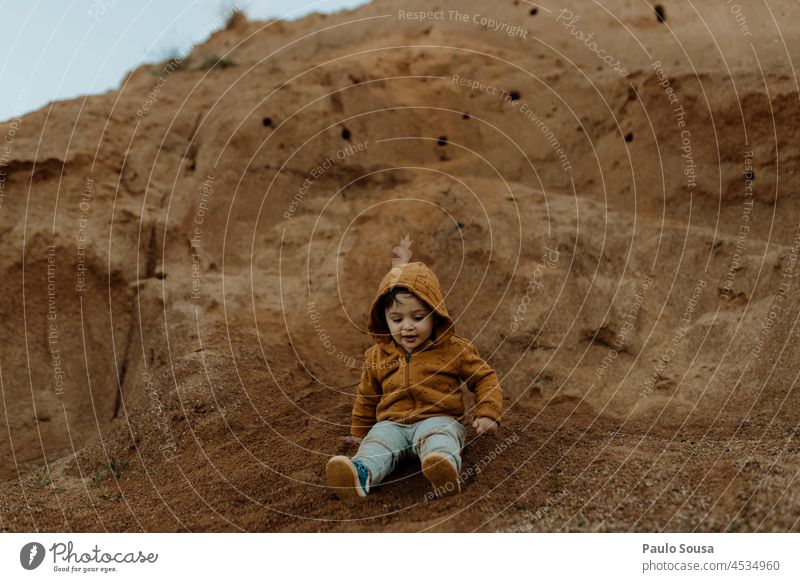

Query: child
left=326, top=261, right=503, bottom=500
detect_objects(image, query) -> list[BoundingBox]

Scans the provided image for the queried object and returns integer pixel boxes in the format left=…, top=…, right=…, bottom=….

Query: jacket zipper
left=405, top=351, right=417, bottom=418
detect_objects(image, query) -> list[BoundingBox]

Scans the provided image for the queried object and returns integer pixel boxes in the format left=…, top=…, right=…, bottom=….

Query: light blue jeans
left=353, top=417, right=467, bottom=485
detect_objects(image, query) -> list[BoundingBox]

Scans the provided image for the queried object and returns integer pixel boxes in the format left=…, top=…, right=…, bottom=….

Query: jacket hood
left=368, top=262, right=455, bottom=349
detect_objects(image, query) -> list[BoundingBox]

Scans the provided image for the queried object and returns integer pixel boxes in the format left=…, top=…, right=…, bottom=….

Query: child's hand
left=473, top=417, right=498, bottom=436
left=340, top=435, right=363, bottom=446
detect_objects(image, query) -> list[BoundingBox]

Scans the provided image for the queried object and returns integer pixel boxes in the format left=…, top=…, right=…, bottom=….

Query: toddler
left=326, top=261, right=503, bottom=500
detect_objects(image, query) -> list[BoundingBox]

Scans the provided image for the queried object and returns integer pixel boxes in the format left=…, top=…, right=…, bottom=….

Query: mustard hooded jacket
left=351, top=262, right=503, bottom=438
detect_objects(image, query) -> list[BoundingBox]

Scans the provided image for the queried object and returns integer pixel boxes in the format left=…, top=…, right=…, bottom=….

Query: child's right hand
left=340, top=435, right=362, bottom=446
left=473, top=416, right=499, bottom=436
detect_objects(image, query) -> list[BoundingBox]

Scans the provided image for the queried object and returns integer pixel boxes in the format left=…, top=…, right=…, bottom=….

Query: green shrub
left=199, top=53, right=235, bottom=71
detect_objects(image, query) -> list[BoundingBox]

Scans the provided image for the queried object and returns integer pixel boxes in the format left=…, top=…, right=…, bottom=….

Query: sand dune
left=0, top=0, right=798, bottom=532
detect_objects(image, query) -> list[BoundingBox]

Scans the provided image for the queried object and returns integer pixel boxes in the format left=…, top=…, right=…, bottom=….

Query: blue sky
left=0, top=0, right=368, bottom=122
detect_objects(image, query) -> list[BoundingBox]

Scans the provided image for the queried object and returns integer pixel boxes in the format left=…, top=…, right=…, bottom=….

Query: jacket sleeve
left=351, top=349, right=382, bottom=438
left=459, top=340, right=503, bottom=423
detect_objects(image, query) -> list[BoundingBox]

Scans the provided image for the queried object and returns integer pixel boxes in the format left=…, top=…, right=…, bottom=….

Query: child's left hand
left=473, top=417, right=498, bottom=436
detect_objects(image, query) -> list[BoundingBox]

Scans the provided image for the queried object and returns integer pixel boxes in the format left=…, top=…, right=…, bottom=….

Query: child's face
left=384, top=291, right=434, bottom=352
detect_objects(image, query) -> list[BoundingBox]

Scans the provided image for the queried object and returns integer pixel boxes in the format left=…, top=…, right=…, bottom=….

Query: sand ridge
left=0, top=0, right=798, bottom=532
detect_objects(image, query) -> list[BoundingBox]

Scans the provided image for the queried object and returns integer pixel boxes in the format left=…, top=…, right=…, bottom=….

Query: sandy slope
left=0, top=0, right=798, bottom=531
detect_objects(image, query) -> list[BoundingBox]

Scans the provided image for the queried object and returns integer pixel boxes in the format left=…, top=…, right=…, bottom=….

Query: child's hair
left=381, top=286, right=424, bottom=313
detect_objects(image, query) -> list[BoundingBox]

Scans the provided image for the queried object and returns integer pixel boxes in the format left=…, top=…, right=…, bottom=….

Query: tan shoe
left=421, top=452, right=461, bottom=496
left=326, top=456, right=370, bottom=501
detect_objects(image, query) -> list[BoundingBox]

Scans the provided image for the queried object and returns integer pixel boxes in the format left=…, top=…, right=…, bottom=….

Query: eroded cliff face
left=0, top=0, right=797, bottom=532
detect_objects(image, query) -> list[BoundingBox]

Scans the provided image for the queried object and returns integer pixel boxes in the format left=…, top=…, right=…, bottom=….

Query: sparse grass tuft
left=34, top=466, right=53, bottom=487
left=108, top=457, right=128, bottom=480
left=89, top=456, right=128, bottom=486
left=198, top=53, right=235, bottom=71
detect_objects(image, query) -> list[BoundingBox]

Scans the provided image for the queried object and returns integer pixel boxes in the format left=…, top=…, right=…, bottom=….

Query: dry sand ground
left=0, top=0, right=798, bottom=531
